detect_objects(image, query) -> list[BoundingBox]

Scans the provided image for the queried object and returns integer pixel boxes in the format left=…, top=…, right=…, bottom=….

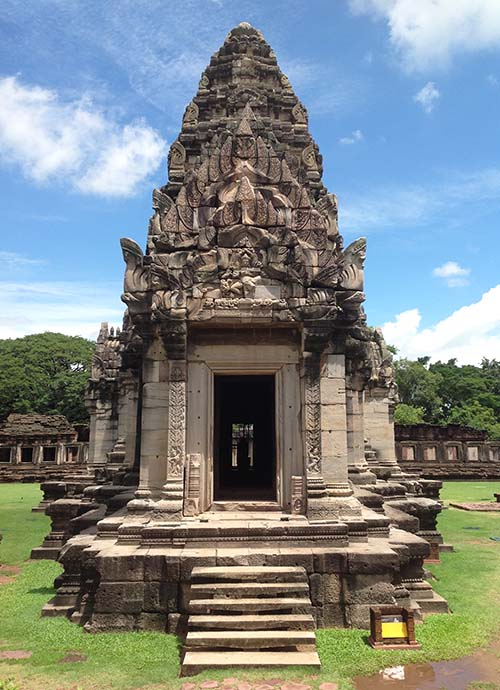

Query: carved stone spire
left=163, top=22, right=324, bottom=200
left=122, top=24, right=367, bottom=330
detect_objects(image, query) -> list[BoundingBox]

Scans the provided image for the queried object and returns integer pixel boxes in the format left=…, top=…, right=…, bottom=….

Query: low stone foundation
left=43, top=506, right=444, bottom=632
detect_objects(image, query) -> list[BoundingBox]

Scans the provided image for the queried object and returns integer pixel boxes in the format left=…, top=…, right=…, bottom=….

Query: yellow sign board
left=381, top=621, right=408, bottom=638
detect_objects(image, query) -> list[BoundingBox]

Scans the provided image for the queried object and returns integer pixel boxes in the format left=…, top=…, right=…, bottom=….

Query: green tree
left=447, top=401, right=499, bottom=435
left=0, top=332, right=95, bottom=424
left=393, top=356, right=500, bottom=439
left=394, top=403, right=426, bottom=425
left=394, top=358, right=443, bottom=422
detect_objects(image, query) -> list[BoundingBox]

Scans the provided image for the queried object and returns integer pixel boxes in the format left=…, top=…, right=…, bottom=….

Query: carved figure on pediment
left=316, top=193, right=339, bottom=238
left=220, top=248, right=261, bottom=298
left=302, top=144, right=318, bottom=172
left=234, top=116, right=257, bottom=160
left=292, top=102, right=308, bottom=124
left=182, top=101, right=199, bottom=127
left=168, top=141, right=186, bottom=176
left=198, top=73, right=209, bottom=90
left=371, top=327, right=398, bottom=399
left=153, top=188, right=174, bottom=214
left=280, top=73, right=293, bottom=91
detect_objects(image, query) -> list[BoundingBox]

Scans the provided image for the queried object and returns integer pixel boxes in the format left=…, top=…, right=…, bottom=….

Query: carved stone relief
left=167, top=364, right=186, bottom=478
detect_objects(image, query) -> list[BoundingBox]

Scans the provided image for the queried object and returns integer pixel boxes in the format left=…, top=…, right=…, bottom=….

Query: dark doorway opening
left=214, top=375, right=276, bottom=501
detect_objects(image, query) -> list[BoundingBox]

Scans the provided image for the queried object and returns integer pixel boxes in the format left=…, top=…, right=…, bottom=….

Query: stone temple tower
left=47, top=23, right=447, bottom=673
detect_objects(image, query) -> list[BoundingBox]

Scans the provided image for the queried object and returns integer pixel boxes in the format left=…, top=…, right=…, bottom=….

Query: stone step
left=188, top=614, right=315, bottom=631
left=414, top=592, right=449, bottom=615
left=439, top=543, right=454, bottom=553
left=181, top=650, right=321, bottom=676
left=41, top=603, right=74, bottom=618
left=210, top=501, right=281, bottom=512
left=190, top=581, right=309, bottom=598
left=185, top=630, right=316, bottom=649
left=191, top=565, right=307, bottom=582
left=189, top=597, right=312, bottom=613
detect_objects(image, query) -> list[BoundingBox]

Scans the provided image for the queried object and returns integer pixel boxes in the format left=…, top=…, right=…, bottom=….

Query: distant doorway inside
left=214, top=375, right=276, bottom=501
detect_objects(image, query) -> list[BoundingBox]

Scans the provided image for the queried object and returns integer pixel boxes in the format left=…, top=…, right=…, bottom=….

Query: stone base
left=46, top=506, right=446, bottom=633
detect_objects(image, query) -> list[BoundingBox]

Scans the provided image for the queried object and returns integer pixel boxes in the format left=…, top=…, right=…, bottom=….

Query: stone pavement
left=181, top=681, right=338, bottom=690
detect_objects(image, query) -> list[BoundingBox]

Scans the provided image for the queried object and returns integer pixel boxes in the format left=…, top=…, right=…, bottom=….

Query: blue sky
left=0, top=0, right=499, bottom=363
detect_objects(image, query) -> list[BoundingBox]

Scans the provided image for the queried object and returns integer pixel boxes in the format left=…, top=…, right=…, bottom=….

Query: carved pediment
left=124, top=105, right=366, bottom=325
left=218, top=224, right=273, bottom=249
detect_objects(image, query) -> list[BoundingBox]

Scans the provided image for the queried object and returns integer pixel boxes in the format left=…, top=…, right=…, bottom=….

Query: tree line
left=394, top=357, right=500, bottom=439
left=0, top=332, right=94, bottom=424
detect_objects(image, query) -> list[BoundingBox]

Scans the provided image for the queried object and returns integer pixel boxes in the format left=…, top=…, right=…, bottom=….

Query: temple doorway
left=214, top=374, right=276, bottom=501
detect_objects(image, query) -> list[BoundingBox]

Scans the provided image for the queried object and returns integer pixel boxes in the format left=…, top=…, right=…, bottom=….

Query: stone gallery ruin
left=44, top=23, right=448, bottom=673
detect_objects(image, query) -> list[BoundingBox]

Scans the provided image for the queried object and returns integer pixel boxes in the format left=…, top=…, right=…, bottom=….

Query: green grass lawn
left=0, top=481, right=499, bottom=690
left=0, top=484, right=49, bottom=565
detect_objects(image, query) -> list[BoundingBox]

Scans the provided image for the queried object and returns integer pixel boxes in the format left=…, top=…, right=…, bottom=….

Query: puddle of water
left=354, top=644, right=500, bottom=690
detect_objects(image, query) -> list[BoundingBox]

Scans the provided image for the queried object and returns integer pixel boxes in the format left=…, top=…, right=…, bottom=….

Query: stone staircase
left=182, top=565, right=320, bottom=676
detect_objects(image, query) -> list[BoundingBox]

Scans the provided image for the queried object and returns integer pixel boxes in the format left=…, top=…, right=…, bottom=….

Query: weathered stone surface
left=93, top=582, right=144, bottom=614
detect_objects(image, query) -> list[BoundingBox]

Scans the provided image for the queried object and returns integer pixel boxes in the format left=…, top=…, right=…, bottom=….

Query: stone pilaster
left=320, top=353, right=352, bottom=496
left=120, top=370, right=140, bottom=470
left=303, top=329, right=355, bottom=520
left=364, top=386, right=403, bottom=478
left=346, top=376, right=376, bottom=485
left=303, top=350, right=326, bottom=501
left=132, top=337, right=169, bottom=504
left=157, top=360, right=186, bottom=517
left=154, top=322, right=187, bottom=518
left=86, top=392, right=119, bottom=467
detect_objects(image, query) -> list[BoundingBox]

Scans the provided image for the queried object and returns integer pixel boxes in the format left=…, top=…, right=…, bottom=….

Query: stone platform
left=43, top=506, right=438, bottom=635
left=449, top=502, right=500, bottom=512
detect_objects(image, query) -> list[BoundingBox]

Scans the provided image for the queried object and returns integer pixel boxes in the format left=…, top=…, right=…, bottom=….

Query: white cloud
left=339, top=129, right=364, bottom=145
left=487, top=73, right=498, bottom=86
left=382, top=285, right=500, bottom=364
left=349, top=0, right=500, bottom=72
left=0, top=280, right=124, bottom=340
left=340, top=166, right=500, bottom=231
left=414, top=81, right=440, bottom=113
left=0, top=252, right=45, bottom=269
left=433, top=261, right=470, bottom=287
left=0, top=76, right=167, bottom=197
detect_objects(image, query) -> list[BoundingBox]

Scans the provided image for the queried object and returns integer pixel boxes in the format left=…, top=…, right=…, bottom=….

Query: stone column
left=14, top=444, right=21, bottom=464
left=364, top=386, right=403, bottom=479
left=132, top=337, right=169, bottom=503
left=34, top=444, right=43, bottom=465
left=346, top=378, right=376, bottom=485
left=56, top=442, right=65, bottom=465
